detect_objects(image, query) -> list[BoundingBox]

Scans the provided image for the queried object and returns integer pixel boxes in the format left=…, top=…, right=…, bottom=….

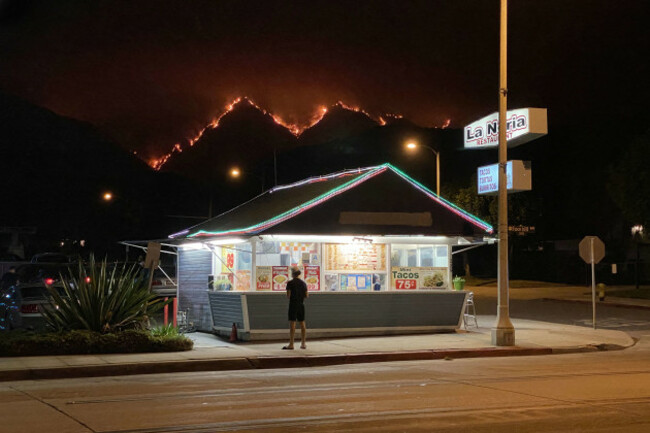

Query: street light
left=228, top=166, right=266, bottom=192
left=102, top=191, right=113, bottom=201
left=405, top=140, right=441, bottom=197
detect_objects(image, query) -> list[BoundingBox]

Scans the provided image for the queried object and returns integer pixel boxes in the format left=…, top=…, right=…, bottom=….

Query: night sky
left=1, top=0, right=648, bottom=162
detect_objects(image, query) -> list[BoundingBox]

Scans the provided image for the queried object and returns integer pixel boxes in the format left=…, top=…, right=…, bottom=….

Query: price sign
left=395, top=279, right=417, bottom=290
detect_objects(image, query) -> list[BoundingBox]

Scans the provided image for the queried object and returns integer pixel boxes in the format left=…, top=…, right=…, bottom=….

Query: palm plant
left=41, top=256, right=168, bottom=333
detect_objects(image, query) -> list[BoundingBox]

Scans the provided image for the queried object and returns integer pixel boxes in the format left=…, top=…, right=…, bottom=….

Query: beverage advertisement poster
left=391, top=267, right=447, bottom=290
left=234, top=270, right=251, bottom=291
left=303, top=265, right=320, bottom=291
left=255, top=266, right=272, bottom=291
left=271, top=266, right=289, bottom=291
left=340, top=274, right=372, bottom=291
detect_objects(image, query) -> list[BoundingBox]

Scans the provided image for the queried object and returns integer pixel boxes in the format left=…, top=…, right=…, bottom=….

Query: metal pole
left=273, top=148, right=278, bottom=186
left=492, top=0, right=515, bottom=346
left=436, top=151, right=440, bottom=197
left=591, top=238, right=596, bottom=329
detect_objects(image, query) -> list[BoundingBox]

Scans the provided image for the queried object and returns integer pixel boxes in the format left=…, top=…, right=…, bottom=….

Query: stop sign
left=579, top=236, right=605, bottom=264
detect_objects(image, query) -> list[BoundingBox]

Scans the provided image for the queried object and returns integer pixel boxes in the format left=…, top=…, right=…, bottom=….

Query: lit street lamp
left=405, top=141, right=441, bottom=197
left=228, top=166, right=266, bottom=192
left=102, top=191, right=113, bottom=201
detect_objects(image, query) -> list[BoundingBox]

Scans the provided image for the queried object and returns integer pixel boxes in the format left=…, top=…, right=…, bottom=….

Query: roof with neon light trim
left=169, top=163, right=493, bottom=240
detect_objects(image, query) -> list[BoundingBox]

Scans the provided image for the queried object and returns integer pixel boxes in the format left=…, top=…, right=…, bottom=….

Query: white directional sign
left=464, top=107, right=548, bottom=149
left=477, top=160, right=532, bottom=195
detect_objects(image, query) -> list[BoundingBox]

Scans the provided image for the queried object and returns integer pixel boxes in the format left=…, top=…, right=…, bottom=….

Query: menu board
left=303, top=265, right=320, bottom=291
left=391, top=267, right=447, bottom=290
left=271, top=266, right=289, bottom=291
left=340, top=274, right=372, bottom=291
left=234, top=270, right=251, bottom=291
left=325, top=243, right=386, bottom=271
left=255, top=266, right=272, bottom=291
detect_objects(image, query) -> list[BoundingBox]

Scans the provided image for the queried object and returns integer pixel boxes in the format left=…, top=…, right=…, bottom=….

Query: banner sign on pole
left=477, top=160, right=532, bottom=195
left=464, top=107, right=547, bottom=149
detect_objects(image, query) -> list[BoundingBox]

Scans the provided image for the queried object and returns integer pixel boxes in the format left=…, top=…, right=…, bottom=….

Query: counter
left=208, top=290, right=468, bottom=341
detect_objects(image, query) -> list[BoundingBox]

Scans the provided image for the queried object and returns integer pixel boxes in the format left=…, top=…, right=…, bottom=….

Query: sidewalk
left=0, top=317, right=634, bottom=382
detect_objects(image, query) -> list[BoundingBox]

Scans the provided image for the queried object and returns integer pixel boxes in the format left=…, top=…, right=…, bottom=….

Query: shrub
left=150, top=324, right=179, bottom=337
left=0, top=329, right=193, bottom=357
left=41, top=256, right=169, bottom=333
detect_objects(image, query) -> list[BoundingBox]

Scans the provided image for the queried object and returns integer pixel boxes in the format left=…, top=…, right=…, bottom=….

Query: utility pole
left=492, top=0, right=515, bottom=346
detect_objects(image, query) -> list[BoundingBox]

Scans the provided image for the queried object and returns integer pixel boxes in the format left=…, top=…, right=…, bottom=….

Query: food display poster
left=303, top=265, right=320, bottom=291
left=391, top=267, right=447, bottom=290
left=255, top=266, right=272, bottom=291
left=325, top=243, right=386, bottom=271
left=340, top=274, right=372, bottom=291
left=221, top=245, right=235, bottom=273
left=271, top=266, right=289, bottom=291
left=234, top=270, right=251, bottom=291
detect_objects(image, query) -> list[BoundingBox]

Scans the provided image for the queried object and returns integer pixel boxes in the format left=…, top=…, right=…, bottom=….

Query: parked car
left=30, top=253, right=72, bottom=264
left=0, top=263, right=69, bottom=331
left=150, top=267, right=178, bottom=297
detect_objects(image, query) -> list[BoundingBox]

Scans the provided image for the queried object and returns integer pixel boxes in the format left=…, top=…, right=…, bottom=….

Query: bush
left=0, top=329, right=193, bottom=357
left=41, top=256, right=169, bottom=333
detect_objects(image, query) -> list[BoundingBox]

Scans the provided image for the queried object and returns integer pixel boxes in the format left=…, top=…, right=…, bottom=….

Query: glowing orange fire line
left=150, top=97, right=450, bottom=170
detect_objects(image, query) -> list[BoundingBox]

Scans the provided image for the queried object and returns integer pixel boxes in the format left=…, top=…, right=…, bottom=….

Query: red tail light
left=44, top=278, right=55, bottom=286
left=21, top=304, right=40, bottom=314
left=85, top=277, right=91, bottom=283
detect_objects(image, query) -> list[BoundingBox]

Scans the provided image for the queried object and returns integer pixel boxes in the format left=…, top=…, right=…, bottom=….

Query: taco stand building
left=165, top=163, right=493, bottom=341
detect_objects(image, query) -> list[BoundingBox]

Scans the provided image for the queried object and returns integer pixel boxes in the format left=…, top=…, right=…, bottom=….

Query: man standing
left=283, top=267, right=308, bottom=350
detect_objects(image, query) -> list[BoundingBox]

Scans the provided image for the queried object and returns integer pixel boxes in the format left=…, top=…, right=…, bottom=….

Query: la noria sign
left=464, top=107, right=547, bottom=149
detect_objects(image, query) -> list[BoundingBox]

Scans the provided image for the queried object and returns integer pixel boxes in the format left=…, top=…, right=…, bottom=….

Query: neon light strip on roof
left=270, top=166, right=377, bottom=193
left=385, top=164, right=494, bottom=233
left=187, top=166, right=387, bottom=238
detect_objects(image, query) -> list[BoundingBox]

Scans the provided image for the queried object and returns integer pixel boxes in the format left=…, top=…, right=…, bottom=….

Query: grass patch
left=608, top=288, right=650, bottom=300
left=465, top=277, right=569, bottom=289
left=0, top=329, right=193, bottom=357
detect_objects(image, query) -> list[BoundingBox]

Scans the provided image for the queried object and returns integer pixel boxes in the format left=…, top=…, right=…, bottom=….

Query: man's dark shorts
left=288, top=302, right=305, bottom=322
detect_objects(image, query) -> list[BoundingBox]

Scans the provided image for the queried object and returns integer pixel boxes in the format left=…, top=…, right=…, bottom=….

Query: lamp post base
left=491, top=327, right=516, bottom=346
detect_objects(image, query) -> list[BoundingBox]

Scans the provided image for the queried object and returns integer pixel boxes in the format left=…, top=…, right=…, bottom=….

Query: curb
left=0, top=346, right=554, bottom=382
left=542, top=298, right=650, bottom=310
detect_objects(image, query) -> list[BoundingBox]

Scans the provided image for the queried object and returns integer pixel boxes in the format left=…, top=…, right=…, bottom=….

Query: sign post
left=579, top=236, right=605, bottom=329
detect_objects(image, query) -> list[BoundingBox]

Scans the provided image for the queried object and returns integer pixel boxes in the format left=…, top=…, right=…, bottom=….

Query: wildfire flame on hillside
left=150, top=97, right=449, bottom=170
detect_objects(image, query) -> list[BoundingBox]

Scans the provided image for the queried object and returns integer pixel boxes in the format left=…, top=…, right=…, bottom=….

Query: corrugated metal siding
left=208, top=293, right=244, bottom=330
left=178, top=249, right=213, bottom=331
left=247, top=292, right=465, bottom=328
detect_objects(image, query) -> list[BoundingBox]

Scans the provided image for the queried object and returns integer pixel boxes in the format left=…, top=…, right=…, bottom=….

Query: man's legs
left=299, top=321, right=307, bottom=348
left=287, top=320, right=296, bottom=348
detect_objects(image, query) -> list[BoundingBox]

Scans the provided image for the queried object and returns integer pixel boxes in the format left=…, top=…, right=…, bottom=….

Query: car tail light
left=21, top=304, right=40, bottom=314
left=44, top=278, right=55, bottom=286
left=151, top=279, right=162, bottom=286
left=85, top=277, right=91, bottom=283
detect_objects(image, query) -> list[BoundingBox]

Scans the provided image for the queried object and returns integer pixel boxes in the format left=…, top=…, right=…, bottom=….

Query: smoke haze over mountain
left=0, top=0, right=648, bottom=162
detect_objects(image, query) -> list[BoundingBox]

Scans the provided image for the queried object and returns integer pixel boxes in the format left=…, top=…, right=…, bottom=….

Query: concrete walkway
left=0, top=317, right=634, bottom=382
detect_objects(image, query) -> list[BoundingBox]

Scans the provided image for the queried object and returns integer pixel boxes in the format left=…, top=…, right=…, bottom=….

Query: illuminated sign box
left=477, top=160, right=531, bottom=195
left=464, top=107, right=547, bottom=149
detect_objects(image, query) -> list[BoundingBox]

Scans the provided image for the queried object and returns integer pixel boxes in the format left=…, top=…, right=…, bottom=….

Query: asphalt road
left=2, top=337, right=649, bottom=433
left=474, top=297, right=650, bottom=338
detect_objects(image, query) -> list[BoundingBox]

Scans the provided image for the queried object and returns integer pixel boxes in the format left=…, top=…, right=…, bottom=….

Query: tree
left=608, top=129, right=650, bottom=235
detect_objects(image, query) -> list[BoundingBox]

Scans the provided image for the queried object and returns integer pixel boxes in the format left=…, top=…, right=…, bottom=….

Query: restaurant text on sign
left=464, top=107, right=547, bottom=149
